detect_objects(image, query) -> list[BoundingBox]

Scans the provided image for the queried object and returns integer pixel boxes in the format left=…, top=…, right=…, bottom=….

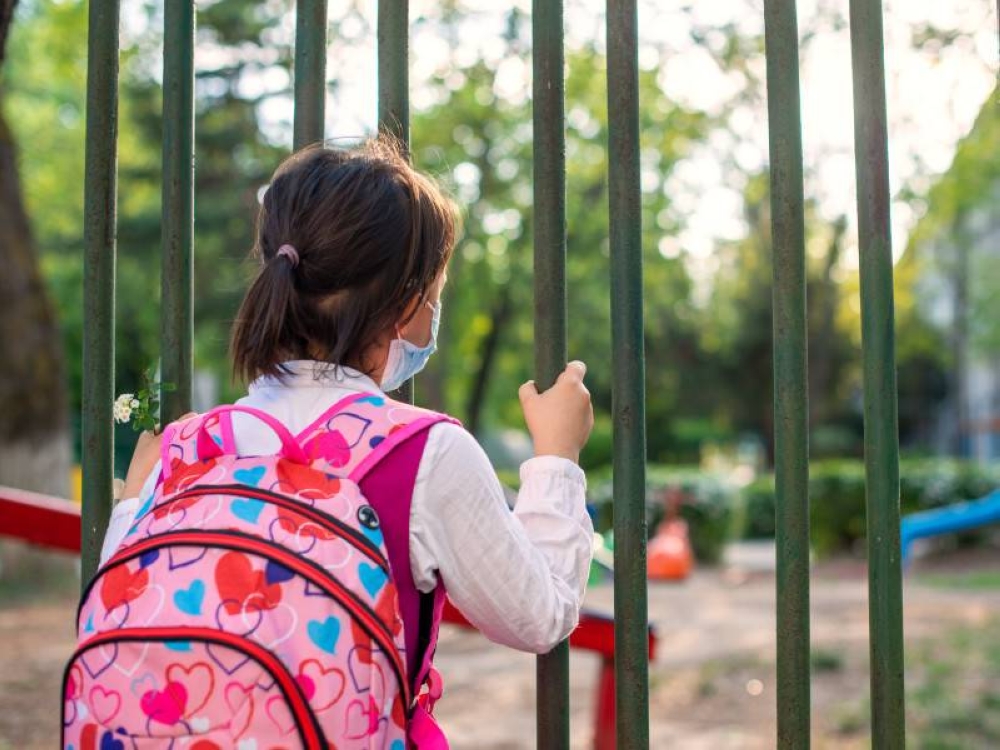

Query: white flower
left=113, top=393, right=134, bottom=424
left=130, top=398, right=141, bottom=410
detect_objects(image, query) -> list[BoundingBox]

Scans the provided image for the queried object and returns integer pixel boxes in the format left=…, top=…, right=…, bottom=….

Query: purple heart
left=100, top=729, right=125, bottom=750
left=323, top=413, right=372, bottom=448
left=80, top=644, right=117, bottom=679
left=265, top=560, right=295, bottom=585
left=167, top=547, right=207, bottom=570
left=302, top=581, right=329, bottom=598
left=347, top=644, right=382, bottom=693
left=206, top=643, right=250, bottom=676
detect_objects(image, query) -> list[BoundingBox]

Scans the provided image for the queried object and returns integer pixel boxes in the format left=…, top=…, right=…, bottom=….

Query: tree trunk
left=464, top=282, right=514, bottom=436
left=0, top=0, right=72, bottom=499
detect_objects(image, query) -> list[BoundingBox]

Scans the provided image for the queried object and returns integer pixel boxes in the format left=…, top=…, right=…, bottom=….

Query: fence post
left=606, top=1, right=650, bottom=747
left=763, top=2, right=811, bottom=747
left=160, top=1, right=196, bottom=423
left=81, top=0, right=121, bottom=587
left=532, top=0, right=571, bottom=747
left=294, top=0, right=329, bottom=150
left=376, top=0, right=414, bottom=404
left=848, top=0, right=906, bottom=746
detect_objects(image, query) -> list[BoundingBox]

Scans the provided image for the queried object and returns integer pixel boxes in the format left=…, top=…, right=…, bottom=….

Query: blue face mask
left=379, top=301, right=441, bottom=393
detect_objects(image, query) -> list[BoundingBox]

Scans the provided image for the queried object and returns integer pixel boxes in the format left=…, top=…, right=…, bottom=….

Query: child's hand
left=120, top=412, right=196, bottom=499
left=518, top=361, right=594, bottom=463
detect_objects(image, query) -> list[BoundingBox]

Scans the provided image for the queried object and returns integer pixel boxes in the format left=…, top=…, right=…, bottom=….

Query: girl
left=75, top=139, right=594, bottom=749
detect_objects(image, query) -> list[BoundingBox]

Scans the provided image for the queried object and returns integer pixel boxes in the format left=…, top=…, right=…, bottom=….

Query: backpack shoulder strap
left=294, top=392, right=460, bottom=480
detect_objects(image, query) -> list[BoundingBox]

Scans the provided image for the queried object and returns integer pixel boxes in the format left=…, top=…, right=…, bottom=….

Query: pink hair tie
left=276, top=244, right=300, bottom=268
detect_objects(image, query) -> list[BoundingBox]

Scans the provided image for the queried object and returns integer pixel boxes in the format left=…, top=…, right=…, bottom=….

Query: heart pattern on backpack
left=67, top=395, right=459, bottom=749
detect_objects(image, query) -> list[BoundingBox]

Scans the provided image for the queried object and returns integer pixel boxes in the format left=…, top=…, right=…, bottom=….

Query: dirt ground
left=2, top=545, right=998, bottom=749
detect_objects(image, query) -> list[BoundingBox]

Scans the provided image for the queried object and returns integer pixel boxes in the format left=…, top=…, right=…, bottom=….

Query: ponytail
left=230, top=253, right=301, bottom=383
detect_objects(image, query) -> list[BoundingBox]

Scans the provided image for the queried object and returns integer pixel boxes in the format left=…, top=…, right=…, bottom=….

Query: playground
left=1, top=0, right=998, bottom=748
left=2, top=542, right=999, bottom=748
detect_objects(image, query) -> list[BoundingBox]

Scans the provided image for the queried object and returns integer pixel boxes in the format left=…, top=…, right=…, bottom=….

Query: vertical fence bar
left=160, top=1, right=196, bottom=423
left=606, top=0, right=650, bottom=747
left=848, top=1, right=906, bottom=746
left=378, top=0, right=410, bottom=151
left=81, top=0, right=121, bottom=587
left=532, top=1, right=570, bottom=747
left=294, top=0, right=329, bottom=150
left=763, top=2, right=811, bottom=747
left=377, top=0, right=414, bottom=404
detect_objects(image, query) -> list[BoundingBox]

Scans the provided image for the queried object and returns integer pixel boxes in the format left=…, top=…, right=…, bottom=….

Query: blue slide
left=900, top=489, right=1000, bottom=565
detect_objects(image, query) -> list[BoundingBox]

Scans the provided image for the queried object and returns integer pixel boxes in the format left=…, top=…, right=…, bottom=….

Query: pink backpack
left=64, top=393, right=458, bottom=750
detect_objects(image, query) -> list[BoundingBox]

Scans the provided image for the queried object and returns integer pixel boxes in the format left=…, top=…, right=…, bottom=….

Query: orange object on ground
left=647, top=518, right=693, bottom=581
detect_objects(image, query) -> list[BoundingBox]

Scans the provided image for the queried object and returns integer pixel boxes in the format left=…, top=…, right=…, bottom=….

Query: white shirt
left=102, top=362, right=593, bottom=654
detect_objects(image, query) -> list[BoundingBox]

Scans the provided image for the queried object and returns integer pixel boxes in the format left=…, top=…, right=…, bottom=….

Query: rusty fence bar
left=532, top=0, right=572, bottom=747
left=848, top=0, right=906, bottom=746
left=763, top=1, right=811, bottom=747
left=606, top=0, right=650, bottom=747
left=81, top=0, right=121, bottom=587
left=160, top=1, right=196, bottom=423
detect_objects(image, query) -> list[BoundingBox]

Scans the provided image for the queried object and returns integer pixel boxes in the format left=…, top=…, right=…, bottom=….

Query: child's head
left=231, top=138, right=458, bottom=383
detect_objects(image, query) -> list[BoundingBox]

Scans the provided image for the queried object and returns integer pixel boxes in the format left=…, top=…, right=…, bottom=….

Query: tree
left=0, top=0, right=71, bottom=497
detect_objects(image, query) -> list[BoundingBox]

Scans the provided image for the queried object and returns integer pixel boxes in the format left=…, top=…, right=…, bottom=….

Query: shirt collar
left=248, top=360, right=383, bottom=394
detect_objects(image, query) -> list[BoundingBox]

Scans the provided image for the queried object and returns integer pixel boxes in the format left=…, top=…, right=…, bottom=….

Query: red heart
left=277, top=459, right=342, bottom=496
left=224, top=681, right=255, bottom=738
left=163, top=458, right=215, bottom=494
left=215, top=551, right=282, bottom=615
left=165, top=661, right=215, bottom=717
left=297, top=659, right=346, bottom=711
left=100, top=564, right=149, bottom=610
left=274, top=510, right=337, bottom=541
left=302, top=430, right=351, bottom=468
left=152, top=495, right=201, bottom=520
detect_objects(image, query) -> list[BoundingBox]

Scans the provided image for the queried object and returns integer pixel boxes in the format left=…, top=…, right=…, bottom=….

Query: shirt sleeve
left=408, top=423, right=593, bottom=654
left=99, top=460, right=161, bottom=565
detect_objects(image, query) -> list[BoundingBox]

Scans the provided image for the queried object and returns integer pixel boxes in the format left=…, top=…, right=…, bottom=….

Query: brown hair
left=230, top=137, right=458, bottom=383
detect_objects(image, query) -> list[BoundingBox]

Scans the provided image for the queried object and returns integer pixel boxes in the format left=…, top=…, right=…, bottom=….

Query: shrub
left=736, top=458, right=1000, bottom=556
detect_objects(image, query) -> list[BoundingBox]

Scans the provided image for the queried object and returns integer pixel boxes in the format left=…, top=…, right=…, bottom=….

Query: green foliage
left=737, top=458, right=1000, bottom=555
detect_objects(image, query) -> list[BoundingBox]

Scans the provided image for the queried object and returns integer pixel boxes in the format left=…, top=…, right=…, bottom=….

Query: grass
left=827, top=618, right=1000, bottom=748
left=918, top=570, right=1000, bottom=591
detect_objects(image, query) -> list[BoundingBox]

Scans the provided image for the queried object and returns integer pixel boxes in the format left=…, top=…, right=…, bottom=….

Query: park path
left=2, top=548, right=998, bottom=748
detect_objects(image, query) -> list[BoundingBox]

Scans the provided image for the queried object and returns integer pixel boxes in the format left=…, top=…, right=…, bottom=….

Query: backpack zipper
left=85, top=528, right=408, bottom=706
left=63, top=625, right=324, bottom=749
left=156, top=483, right=388, bottom=571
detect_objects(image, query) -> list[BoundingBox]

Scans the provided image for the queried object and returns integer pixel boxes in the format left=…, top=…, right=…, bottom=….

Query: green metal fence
left=80, top=1, right=908, bottom=747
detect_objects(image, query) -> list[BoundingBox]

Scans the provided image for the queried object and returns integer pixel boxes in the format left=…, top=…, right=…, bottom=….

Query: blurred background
left=0, top=0, right=998, bottom=747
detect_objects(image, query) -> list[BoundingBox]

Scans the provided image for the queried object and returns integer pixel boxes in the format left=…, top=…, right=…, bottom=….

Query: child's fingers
left=557, top=360, right=587, bottom=385
left=518, top=380, right=538, bottom=404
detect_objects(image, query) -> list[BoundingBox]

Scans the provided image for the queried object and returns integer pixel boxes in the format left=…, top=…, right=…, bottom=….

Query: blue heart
left=230, top=498, right=264, bottom=523
left=265, top=561, right=295, bottom=585
left=391, top=741, right=405, bottom=750
left=134, top=496, right=153, bottom=521
left=369, top=436, right=385, bottom=449
left=233, top=466, right=266, bottom=487
left=139, top=549, right=159, bottom=568
left=358, top=395, right=385, bottom=406
left=83, top=614, right=94, bottom=633
left=212, top=434, right=223, bottom=446
left=362, top=524, right=384, bottom=547
left=173, top=579, right=205, bottom=615
left=165, top=640, right=192, bottom=652
left=100, top=730, right=124, bottom=750
left=307, top=617, right=340, bottom=654
left=359, top=563, right=387, bottom=598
